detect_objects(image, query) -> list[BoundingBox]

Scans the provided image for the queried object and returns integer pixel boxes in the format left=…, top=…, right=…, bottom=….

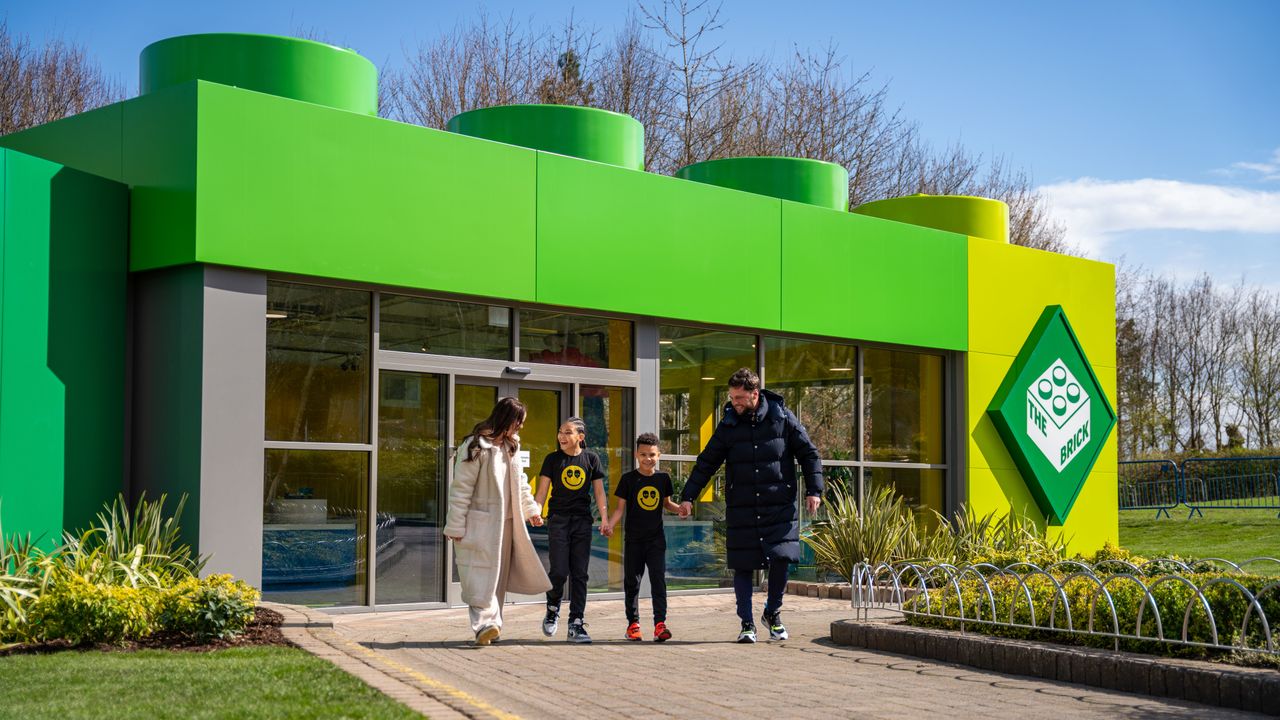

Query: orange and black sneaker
left=654, top=621, right=672, bottom=642
left=625, top=622, right=643, bottom=641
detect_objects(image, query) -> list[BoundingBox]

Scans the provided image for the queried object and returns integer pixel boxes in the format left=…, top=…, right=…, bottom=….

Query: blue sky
left=6, top=0, right=1278, bottom=290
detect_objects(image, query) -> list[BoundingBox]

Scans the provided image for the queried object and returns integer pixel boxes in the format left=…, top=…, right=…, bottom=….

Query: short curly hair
left=728, top=367, right=760, bottom=392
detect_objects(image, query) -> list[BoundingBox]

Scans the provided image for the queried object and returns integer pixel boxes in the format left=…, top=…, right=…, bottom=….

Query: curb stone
left=830, top=617, right=1280, bottom=716
left=261, top=601, right=509, bottom=720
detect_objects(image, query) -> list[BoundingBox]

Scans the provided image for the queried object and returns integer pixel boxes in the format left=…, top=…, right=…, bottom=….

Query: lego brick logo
left=987, top=306, right=1116, bottom=524
left=1025, top=359, right=1091, bottom=472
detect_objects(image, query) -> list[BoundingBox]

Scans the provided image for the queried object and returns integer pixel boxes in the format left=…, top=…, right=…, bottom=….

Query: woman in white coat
left=443, top=396, right=552, bottom=645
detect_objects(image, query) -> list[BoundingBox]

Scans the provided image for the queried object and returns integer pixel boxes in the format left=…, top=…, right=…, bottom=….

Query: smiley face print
left=561, top=464, right=587, bottom=491
left=637, top=485, right=661, bottom=511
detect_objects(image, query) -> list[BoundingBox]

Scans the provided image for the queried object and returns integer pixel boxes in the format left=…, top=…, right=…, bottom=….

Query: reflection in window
left=667, top=461, right=729, bottom=590
left=867, top=466, right=945, bottom=529
left=262, top=449, right=369, bottom=607
left=266, top=282, right=371, bottom=443
left=581, top=385, right=634, bottom=592
left=863, top=348, right=944, bottom=464
left=764, top=337, right=857, bottom=459
left=520, top=310, right=633, bottom=370
left=376, top=372, right=447, bottom=605
left=659, top=326, right=756, bottom=455
left=379, top=294, right=510, bottom=359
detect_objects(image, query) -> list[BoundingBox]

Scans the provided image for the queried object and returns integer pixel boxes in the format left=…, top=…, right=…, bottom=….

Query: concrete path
left=274, top=594, right=1267, bottom=719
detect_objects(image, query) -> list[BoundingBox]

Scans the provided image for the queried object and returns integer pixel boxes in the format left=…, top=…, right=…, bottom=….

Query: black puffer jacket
left=680, top=389, right=823, bottom=569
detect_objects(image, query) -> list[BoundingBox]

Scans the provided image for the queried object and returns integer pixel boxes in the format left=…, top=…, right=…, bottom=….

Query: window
left=379, top=294, right=509, bottom=359
left=520, top=309, right=633, bottom=370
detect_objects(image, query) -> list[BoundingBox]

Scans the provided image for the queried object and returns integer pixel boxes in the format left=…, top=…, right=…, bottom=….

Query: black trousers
left=623, top=535, right=668, bottom=624
left=545, top=513, right=591, bottom=621
left=733, top=556, right=790, bottom=623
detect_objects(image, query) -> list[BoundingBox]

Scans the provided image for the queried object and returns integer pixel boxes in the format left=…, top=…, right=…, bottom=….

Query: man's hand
left=527, top=514, right=543, bottom=527
left=600, top=522, right=613, bottom=537
left=678, top=501, right=693, bottom=519
left=805, top=495, right=822, bottom=514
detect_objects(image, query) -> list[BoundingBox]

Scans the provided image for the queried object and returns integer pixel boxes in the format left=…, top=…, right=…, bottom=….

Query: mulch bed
left=0, top=607, right=294, bottom=656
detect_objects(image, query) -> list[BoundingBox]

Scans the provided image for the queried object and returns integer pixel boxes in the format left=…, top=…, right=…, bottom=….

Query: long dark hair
left=464, top=396, right=526, bottom=461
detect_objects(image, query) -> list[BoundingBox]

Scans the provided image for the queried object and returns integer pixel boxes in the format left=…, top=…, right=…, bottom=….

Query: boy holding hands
left=603, top=433, right=681, bottom=641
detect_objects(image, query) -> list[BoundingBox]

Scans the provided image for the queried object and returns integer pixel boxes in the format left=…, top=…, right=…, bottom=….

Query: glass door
left=374, top=371, right=447, bottom=605
left=447, top=379, right=568, bottom=604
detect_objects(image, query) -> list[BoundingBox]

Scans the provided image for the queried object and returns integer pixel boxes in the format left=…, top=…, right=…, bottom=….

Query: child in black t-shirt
left=533, top=416, right=607, bottom=644
left=602, top=432, right=681, bottom=642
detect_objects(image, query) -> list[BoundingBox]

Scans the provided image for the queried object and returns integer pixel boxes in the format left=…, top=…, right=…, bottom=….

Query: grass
left=1119, top=506, right=1280, bottom=563
left=0, top=646, right=421, bottom=719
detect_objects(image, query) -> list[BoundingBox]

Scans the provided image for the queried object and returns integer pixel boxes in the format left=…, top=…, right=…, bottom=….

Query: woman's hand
left=527, top=514, right=544, bottom=527
left=444, top=533, right=463, bottom=542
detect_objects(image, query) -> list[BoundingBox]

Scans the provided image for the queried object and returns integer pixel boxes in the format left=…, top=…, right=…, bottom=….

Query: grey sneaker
left=567, top=619, right=592, bottom=644
left=474, top=624, right=499, bottom=646
left=737, top=621, right=757, bottom=644
left=763, top=611, right=788, bottom=641
left=542, top=606, right=560, bottom=637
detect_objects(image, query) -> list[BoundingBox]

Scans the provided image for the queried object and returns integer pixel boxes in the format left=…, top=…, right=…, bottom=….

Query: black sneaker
left=542, top=606, right=560, bottom=637
left=737, top=621, right=757, bottom=644
left=763, top=610, right=788, bottom=641
left=567, top=618, right=592, bottom=644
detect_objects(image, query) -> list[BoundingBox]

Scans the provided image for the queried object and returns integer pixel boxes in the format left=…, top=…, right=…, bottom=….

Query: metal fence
left=852, top=558, right=1280, bottom=656
left=1119, top=457, right=1280, bottom=518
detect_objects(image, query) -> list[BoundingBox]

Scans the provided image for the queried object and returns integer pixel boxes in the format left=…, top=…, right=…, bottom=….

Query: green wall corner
left=0, top=149, right=128, bottom=547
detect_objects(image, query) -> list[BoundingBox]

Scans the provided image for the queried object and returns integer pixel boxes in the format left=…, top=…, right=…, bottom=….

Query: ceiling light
left=266, top=312, right=288, bottom=319
left=701, top=376, right=715, bottom=381
left=659, top=340, right=673, bottom=345
left=829, top=367, right=853, bottom=372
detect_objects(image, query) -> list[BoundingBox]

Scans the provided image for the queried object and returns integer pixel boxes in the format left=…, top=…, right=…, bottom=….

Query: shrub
left=803, top=484, right=917, bottom=580
left=904, top=569, right=1280, bottom=659
left=26, top=572, right=160, bottom=645
left=58, top=493, right=206, bottom=588
left=158, top=574, right=260, bottom=641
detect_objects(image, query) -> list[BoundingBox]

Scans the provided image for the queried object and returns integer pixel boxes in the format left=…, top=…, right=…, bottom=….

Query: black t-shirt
left=614, top=470, right=674, bottom=542
left=540, top=449, right=605, bottom=517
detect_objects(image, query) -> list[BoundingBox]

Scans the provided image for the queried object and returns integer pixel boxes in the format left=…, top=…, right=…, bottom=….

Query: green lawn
left=1119, top=506, right=1280, bottom=564
left=0, top=646, right=421, bottom=720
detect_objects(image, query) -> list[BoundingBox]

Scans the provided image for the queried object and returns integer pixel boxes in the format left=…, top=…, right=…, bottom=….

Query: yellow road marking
left=341, top=639, right=523, bottom=720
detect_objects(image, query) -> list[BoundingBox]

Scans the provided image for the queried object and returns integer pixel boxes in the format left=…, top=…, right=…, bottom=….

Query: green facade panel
left=535, top=151, right=783, bottom=329
left=0, top=150, right=127, bottom=547
left=194, top=82, right=539, bottom=300
left=782, top=202, right=967, bottom=349
left=0, top=102, right=125, bottom=182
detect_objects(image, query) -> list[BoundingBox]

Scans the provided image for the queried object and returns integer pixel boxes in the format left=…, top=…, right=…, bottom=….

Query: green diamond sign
left=987, top=305, right=1115, bottom=524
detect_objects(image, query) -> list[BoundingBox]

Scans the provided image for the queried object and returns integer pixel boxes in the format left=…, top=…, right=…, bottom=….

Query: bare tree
left=1205, top=282, right=1244, bottom=448
left=592, top=12, right=674, bottom=169
left=0, top=21, right=123, bottom=136
left=1237, top=289, right=1280, bottom=447
left=639, top=0, right=756, bottom=173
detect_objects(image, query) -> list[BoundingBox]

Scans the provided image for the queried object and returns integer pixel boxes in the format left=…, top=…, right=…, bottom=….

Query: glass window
left=863, top=348, right=944, bottom=464
left=866, top=466, right=945, bottom=529
left=266, top=282, right=370, bottom=443
left=658, top=325, right=756, bottom=455
left=580, top=385, right=634, bottom=592
left=379, top=294, right=510, bottom=359
left=763, top=337, right=858, bottom=459
left=520, top=310, right=633, bottom=370
left=666, top=461, right=728, bottom=590
left=262, top=449, right=369, bottom=607
left=375, top=372, right=447, bottom=605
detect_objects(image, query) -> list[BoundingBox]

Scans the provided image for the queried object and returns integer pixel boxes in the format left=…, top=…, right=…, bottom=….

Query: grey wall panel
left=198, top=267, right=266, bottom=585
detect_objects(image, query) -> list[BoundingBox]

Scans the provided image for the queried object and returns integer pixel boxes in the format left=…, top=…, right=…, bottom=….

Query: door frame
left=370, top=349, right=639, bottom=611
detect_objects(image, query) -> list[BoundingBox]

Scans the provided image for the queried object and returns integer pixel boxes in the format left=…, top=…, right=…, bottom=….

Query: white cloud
left=1216, top=147, right=1280, bottom=182
left=1036, top=177, right=1280, bottom=257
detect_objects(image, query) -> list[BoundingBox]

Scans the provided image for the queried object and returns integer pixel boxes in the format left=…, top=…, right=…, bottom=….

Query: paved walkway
left=271, top=594, right=1267, bottom=719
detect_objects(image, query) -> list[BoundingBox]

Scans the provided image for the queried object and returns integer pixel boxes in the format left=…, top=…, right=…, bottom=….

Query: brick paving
left=273, top=594, right=1268, bottom=719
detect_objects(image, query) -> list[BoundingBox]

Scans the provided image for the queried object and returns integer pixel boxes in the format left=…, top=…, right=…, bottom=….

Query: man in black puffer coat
left=677, top=367, right=823, bottom=643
